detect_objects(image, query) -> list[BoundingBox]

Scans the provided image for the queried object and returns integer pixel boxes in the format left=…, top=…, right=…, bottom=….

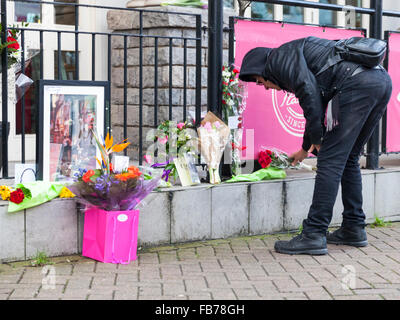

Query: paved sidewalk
left=1, top=223, right=400, bottom=300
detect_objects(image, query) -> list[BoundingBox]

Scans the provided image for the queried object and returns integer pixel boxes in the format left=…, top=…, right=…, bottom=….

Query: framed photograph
left=36, top=80, right=110, bottom=182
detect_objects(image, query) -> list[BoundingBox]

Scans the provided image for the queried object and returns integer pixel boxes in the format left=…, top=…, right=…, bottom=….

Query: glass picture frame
left=36, top=80, right=110, bottom=182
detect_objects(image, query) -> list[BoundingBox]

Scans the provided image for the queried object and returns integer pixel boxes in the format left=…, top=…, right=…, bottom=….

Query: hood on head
left=238, top=47, right=273, bottom=82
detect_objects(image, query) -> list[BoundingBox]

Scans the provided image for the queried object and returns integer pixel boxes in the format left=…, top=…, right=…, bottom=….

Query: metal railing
left=1, top=0, right=203, bottom=178
left=217, top=0, right=400, bottom=170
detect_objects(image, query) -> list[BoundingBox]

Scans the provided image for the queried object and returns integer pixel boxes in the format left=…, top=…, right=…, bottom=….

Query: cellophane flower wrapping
left=260, top=147, right=313, bottom=171
left=68, top=166, right=161, bottom=211
left=221, top=64, right=247, bottom=176
left=197, top=111, right=231, bottom=184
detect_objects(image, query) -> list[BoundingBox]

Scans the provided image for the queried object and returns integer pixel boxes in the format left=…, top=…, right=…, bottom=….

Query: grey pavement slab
left=1, top=222, right=400, bottom=300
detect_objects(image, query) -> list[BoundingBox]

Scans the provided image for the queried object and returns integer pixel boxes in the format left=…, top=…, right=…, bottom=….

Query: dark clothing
left=239, top=36, right=360, bottom=151
left=303, top=67, right=392, bottom=234
left=239, top=36, right=393, bottom=235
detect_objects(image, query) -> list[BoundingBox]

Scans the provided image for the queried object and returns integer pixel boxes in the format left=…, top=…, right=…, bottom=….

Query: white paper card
left=173, top=154, right=200, bottom=187
left=228, top=116, right=240, bottom=129
left=15, top=163, right=36, bottom=184
left=113, top=155, right=130, bottom=172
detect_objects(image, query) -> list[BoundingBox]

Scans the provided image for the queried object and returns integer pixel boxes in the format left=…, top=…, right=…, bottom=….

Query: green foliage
left=31, top=251, right=53, bottom=267
left=297, top=223, right=303, bottom=235
left=15, top=184, right=32, bottom=200
left=370, top=214, right=392, bottom=228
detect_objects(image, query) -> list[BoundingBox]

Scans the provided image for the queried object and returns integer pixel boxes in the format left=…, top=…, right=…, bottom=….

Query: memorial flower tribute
left=147, top=120, right=197, bottom=184
left=221, top=64, right=247, bottom=176
left=68, top=130, right=161, bottom=264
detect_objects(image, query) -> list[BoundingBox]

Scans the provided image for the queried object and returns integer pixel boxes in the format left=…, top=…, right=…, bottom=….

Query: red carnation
left=7, top=36, right=19, bottom=50
left=10, top=188, right=25, bottom=204
left=258, top=150, right=272, bottom=168
left=233, top=68, right=239, bottom=74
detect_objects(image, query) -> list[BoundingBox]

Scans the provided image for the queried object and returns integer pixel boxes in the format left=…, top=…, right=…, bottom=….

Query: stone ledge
left=1, top=168, right=400, bottom=262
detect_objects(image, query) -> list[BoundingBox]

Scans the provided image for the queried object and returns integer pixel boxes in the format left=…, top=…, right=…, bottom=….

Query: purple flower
left=162, top=169, right=172, bottom=182
left=94, top=174, right=117, bottom=193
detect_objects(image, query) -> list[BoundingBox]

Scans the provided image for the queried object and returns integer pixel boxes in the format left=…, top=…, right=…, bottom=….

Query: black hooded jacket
left=239, top=36, right=360, bottom=151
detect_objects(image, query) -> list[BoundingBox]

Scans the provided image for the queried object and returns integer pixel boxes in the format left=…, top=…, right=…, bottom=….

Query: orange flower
left=127, top=166, right=141, bottom=178
left=115, top=166, right=142, bottom=182
left=82, top=170, right=95, bottom=183
left=115, top=172, right=137, bottom=181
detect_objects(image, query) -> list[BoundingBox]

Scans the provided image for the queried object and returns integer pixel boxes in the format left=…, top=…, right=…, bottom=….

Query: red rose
left=258, top=151, right=272, bottom=168
left=237, top=123, right=242, bottom=128
left=222, top=99, right=226, bottom=104
left=82, top=170, right=95, bottom=183
left=10, top=189, right=25, bottom=204
left=7, top=36, right=19, bottom=50
left=233, top=68, right=239, bottom=74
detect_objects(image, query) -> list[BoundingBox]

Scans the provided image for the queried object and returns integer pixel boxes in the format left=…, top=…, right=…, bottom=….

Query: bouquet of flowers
left=0, top=185, right=31, bottom=204
left=1, top=182, right=75, bottom=213
left=197, top=111, right=231, bottom=184
left=147, top=120, right=197, bottom=184
left=68, top=130, right=160, bottom=211
left=258, top=147, right=313, bottom=171
left=0, top=23, right=28, bottom=70
left=221, top=64, right=247, bottom=176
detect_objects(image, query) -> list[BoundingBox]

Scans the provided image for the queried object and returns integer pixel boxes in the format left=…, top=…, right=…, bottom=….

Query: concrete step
left=2, top=163, right=400, bottom=263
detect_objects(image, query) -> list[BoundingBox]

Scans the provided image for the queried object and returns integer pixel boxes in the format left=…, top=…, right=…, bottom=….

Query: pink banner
left=386, top=32, right=400, bottom=152
left=234, top=20, right=364, bottom=159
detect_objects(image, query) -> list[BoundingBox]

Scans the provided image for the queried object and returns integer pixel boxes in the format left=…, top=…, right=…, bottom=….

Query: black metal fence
left=2, top=0, right=400, bottom=179
left=1, top=0, right=203, bottom=179
left=224, top=0, right=399, bottom=170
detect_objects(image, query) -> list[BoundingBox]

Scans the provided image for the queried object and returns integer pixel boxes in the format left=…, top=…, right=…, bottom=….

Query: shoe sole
left=327, top=240, right=368, bottom=247
left=274, top=248, right=328, bottom=255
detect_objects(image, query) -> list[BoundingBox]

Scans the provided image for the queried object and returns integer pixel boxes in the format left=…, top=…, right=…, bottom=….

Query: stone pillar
left=107, top=5, right=234, bottom=161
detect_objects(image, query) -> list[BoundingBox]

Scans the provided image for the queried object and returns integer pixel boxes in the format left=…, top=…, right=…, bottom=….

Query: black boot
left=274, top=233, right=328, bottom=255
left=327, top=225, right=368, bottom=247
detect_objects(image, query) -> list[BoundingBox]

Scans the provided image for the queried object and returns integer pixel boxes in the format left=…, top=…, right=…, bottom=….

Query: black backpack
left=316, top=37, right=387, bottom=77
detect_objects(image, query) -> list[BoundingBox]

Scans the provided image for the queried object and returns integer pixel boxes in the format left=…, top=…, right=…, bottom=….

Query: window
left=15, top=0, right=41, bottom=23
left=346, top=0, right=363, bottom=28
left=251, top=3, right=273, bottom=20
left=54, top=51, right=76, bottom=80
left=223, top=0, right=234, bottom=9
left=319, top=0, right=335, bottom=26
left=16, top=50, right=40, bottom=134
left=283, top=5, right=304, bottom=23
left=54, top=0, right=77, bottom=25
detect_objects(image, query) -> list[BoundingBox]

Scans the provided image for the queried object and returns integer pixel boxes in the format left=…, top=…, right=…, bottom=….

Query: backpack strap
left=315, top=53, right=343, bottom=77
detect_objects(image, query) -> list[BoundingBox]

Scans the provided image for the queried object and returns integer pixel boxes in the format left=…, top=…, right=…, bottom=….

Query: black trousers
left=302, top=67, right=393, bottom=234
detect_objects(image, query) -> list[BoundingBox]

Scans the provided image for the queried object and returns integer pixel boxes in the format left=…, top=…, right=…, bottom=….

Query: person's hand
left=307, top=144, right=321, bottom=154
left=289, top=149, right=309, bottom=166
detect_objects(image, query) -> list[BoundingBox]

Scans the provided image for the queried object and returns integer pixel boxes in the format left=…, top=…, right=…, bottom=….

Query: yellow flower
left=0, top=186, right=12, bottom=201
left=59, top=187, right=75, bottom=198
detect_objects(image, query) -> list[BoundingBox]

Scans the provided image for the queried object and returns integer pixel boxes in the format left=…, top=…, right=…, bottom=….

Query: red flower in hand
left=10, top=188, right=25, bottom=204
left=7, top=36, right=19, bottom=50
left=258, top=150, right=272, bottom=168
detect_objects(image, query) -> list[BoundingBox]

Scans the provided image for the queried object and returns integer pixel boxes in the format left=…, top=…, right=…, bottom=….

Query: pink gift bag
left=82, top=207, right=140, bottom=264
